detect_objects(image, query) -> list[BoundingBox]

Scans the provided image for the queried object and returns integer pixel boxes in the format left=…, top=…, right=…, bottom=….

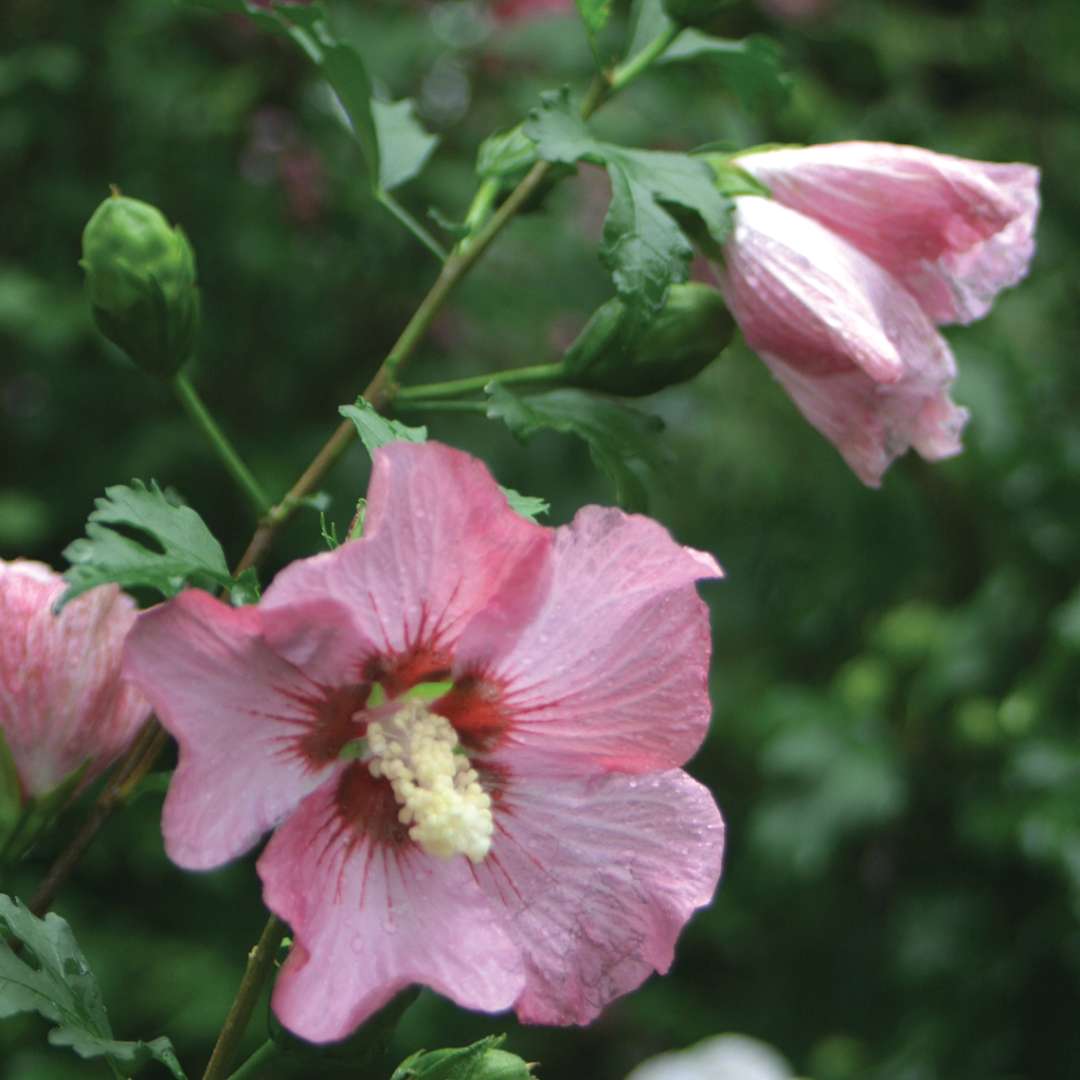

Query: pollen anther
left=366, top=699, right=493, bottom=863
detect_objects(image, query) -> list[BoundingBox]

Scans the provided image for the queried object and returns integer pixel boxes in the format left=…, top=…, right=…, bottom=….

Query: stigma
left=366, top=699, right=494, bottom=863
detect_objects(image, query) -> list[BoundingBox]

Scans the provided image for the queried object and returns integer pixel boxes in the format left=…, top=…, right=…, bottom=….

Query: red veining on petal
left=364, top=645, right=453, bottom=699
left=435, top=676, right=512, bottom=752
left=270, top=683, right=370, bottom=769
left=335, top=762, right=410, bottom=849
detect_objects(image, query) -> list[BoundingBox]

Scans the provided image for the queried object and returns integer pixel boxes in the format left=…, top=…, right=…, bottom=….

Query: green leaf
left=312, top=37, right=381, bottom=177
left=627, top=0, right=675, bottom=59
left=574, top=0, right=615, bottom=63
left=525, top=88, right=732, bottom=319
left=339, top=399, right=428, bottom=455
left=0, top=895, right=186, bottom=1077
left=575, top=0, right=613, bottom=35
left=61, top=480, right=234, bottom=607
left=660, top=32, right=791, bottom=111
left=229, top=566, right=262, bottom=606
left=486, top=384, right=666, bottom=512
left=476, top=126, right=538, bottom=187
left=501, top=487, right=549, bottom=522
left=372, top=99, right=439, bottom=192
left=270, top=8, right=438, bottom=196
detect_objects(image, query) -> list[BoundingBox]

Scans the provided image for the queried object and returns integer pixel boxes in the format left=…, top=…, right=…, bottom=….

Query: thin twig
left=202, top=915, right=287, bottom=1080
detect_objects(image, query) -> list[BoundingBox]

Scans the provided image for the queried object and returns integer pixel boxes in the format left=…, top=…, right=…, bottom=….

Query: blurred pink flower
left=0, top=560, right=149, bottom=800
left=737, top=143, right=1039, bottom=325
left=124, top=441, right=724, bottom=1043
left=713, top=195, right=969, bottom=486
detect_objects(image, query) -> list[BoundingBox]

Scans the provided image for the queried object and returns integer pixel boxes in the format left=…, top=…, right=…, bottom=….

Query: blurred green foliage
left=3, top=0, right=1079, bottom=1077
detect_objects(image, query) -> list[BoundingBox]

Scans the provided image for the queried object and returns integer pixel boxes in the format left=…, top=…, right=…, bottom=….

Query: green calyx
left=661, top=0, right=737, bottom=30
left=392, top=1037, right=534, bottom=1080
left=697, top=153, right=773, bottom=199
left=563, top=282, right=734, bottom=397
left=80, top=191, right=199, bottom=378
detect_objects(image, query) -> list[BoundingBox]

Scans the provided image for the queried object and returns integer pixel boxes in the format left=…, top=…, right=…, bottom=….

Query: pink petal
left=714, top=196, right=968, bottom=486
left=0, top=560, right=149, bottom=798
left=450, top=506, right=721, bottom=772
left=739, top=143, right=1039, bottom=324
left=123, top=590, right=369, bottom=869
left=260, top=769, right=525, bottom=1043
left=474, top=765, right=724, bottom=1026
left=262, top=443, right=551, bottom=688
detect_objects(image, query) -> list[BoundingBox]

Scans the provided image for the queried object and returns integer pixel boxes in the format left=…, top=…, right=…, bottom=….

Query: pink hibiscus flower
left=737, top=142, right=1040, bottom=325
left=0, top=560, right=149, bottom=800
left=124, top=442, right=724, bottom=1043
left=712, top=195, right=969, bottom=486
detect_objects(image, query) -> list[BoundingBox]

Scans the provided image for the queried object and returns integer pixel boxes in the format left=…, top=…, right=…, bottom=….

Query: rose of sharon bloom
left=0, top=560, right=149, bottom=800
left=124, top=442, right=724, bottom=1043
left=737, top=143, right=1039, bottom=325
left=626, top=1034, right=795, bottom=1080
left=713, top=196, right=970, bottom=486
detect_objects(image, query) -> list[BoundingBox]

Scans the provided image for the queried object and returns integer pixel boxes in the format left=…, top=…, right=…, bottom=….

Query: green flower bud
left=563, top=283, right=734, bottom=396
left=80, top=191, right=199, bottom=378
left=392, top=1037, right=534, bottom=1080
left=662, top=0, right=736, bottom=30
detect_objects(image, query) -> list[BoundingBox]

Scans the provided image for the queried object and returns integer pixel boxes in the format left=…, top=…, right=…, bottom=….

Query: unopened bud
left=80, top=191, right=199, bottom=378
left=563, top=283, right=734, bottom=396
left=392, top=1038, right=534, bottom=1080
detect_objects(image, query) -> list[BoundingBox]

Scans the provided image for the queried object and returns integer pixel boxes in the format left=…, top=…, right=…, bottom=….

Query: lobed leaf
left=660, top=31, right=791, bottom=111
left=0, top=895, right=186, bottom=1077
left=525, top=88, right=732, bottom=319
left=485, top=384, right=666, bottom=512
left=373, top=99, right=440, bottom=193
left=339, top=399, right=427, bottom=455
left=61, top=480, right=235, bottom=607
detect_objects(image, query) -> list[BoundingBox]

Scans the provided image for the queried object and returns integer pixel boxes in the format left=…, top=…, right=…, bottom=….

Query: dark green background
left=3, top=0, right=1079, bottom=1076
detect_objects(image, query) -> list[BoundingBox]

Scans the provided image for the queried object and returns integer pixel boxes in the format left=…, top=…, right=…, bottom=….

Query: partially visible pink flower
left=0, top=560, right=149, bottom=800
left=713, top=196, right=968, bottom=486
left=738, top=142, right=1040, bottom=325
left=124, top=442, right=724, bottom=1043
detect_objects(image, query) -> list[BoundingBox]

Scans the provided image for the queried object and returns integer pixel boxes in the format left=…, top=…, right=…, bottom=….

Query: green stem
left=396, top=362, right=566, bottom=402
left=224, top=1040, right=280, bottom=1080
left=609, top=22, right=683, bottom=92
left=232, top=61, right=633, bottom=574
left=170, top=373, right=272, bottom=517
left=202, top=915, right=287, bottom=1080
left=458, top=176, right=503, bottom=252
left=377, top=189, right=448, bottom=262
